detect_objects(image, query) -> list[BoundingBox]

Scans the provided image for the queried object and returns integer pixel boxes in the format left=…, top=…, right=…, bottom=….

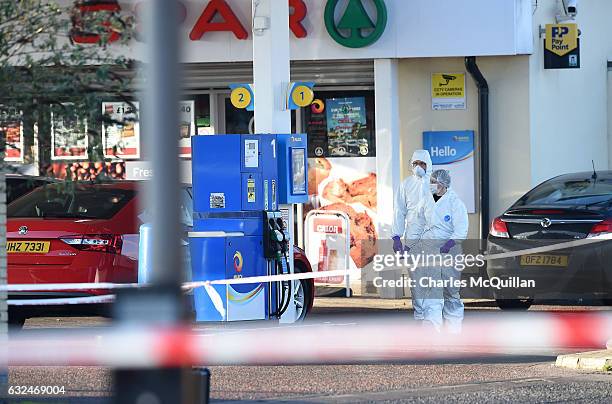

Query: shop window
left=224, top=97, right=253, bottom=134
left=302, top=90, right=378, bottom=270
left=193, top=94, right=212, bottom=135
left=224, top=98, right=297, bottom=134
left=303, top=90, right=375, bottom=158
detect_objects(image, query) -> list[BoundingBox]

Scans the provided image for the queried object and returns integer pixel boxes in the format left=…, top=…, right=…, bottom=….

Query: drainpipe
left=465, top=56, right=489, bottom=243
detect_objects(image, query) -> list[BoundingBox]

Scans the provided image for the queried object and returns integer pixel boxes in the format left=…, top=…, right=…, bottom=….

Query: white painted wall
left=397, top=56, right=531, bottom=237
left=529, top=0, right=612, bottom=184
left=374, top=59, right=401, bottom=240
left=374, top=59, right=402, bottom=298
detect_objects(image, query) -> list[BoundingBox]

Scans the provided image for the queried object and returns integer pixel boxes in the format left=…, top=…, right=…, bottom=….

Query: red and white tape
left=7, top=295, right=116, bottom=306
left=2, top=233, right=610, bottom=300
left=2, top=312, right=611, bottom=366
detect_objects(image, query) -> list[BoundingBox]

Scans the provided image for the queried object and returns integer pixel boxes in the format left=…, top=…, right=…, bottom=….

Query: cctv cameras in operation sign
left=544, top=23, right=580, bottom=69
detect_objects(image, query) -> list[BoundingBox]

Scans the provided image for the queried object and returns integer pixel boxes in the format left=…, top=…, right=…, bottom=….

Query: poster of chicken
left=51, top=104, right=88, bottom=160
left=102, top=101, right=140, bottom=159
left=307, top=156, right=378, bottom=271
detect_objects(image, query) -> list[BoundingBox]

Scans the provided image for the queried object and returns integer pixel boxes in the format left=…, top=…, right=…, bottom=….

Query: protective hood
left=411, top=149, right=433, bottom=175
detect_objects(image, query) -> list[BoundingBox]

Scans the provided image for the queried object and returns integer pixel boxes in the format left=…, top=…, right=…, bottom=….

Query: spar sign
left=544, top=24, right=580, bottom=69
left=70, top=0, right=309, bottom=44
left=69, top=0, right=387, bottom=48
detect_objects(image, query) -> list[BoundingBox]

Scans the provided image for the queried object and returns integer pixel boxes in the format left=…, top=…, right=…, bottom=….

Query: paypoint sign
left=544, top=23, right=580, bottom=69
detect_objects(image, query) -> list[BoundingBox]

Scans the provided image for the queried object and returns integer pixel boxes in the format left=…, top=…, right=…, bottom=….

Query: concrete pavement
left=556, top=350, right=612, bottom=372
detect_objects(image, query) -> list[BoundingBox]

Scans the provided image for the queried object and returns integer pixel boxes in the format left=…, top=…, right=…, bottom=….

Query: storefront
left=19, top=0, right=612, bottom=297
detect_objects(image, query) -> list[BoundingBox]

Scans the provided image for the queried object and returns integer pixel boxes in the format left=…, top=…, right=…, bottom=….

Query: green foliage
left=0, top=0, right=136, bottom=165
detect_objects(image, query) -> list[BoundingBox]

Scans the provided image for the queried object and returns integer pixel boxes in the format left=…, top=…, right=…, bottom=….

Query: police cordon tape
left=2, top=312, right=612, bottom=366
left=2, top=233, right=611, bottom=298
left=7, top=295, right=116, bottom=306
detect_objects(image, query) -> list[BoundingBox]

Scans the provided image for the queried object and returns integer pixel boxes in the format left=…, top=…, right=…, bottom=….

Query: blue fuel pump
left=189, top=134, right=308, bottom=322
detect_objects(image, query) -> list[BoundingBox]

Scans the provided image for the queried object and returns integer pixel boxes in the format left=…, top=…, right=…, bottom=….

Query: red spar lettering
left=71, top=1, right=122, bottom=44
left=189, top=0, right=249, bottom=40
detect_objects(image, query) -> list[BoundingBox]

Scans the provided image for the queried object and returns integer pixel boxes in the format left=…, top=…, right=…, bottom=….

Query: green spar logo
left=324, top=0, right=387, bottom=48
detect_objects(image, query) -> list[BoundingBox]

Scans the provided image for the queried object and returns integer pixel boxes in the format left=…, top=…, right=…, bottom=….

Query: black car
left=487, top=171, right=612, bottom=310
left=6, top=174, right=56, bottom=204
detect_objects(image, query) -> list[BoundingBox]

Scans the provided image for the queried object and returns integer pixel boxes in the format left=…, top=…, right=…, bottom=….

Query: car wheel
left=294, top=264, right=313, bottom=321
left=495, top=298, right=533, bottom=311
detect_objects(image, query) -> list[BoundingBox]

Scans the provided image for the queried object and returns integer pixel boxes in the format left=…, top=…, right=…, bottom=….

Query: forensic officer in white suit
left=408, top=169, right=469, bottom=332
left=391, top=149, right=434, bottom=253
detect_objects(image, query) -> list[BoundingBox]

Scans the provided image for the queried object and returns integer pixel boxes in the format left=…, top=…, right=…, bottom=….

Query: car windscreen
left=513, top=177, right=612, bottom=208
left=8, top=183, right=136, bottom=219
left=6, top=178, right=50, bottom=204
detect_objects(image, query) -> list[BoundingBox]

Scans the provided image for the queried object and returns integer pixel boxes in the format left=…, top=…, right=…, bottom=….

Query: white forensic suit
left=406, top=187, right=469, bottom=332
left=391, top=150, right=433, bottom=240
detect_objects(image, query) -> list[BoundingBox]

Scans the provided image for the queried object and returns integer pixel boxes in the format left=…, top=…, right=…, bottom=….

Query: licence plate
left=520, top=254, right=568, bottom=267
left=6, top=241, right=51, bottom=254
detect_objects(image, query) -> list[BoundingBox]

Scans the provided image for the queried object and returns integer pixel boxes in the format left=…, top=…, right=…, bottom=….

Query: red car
left=6, top=181, right=314, bottom=326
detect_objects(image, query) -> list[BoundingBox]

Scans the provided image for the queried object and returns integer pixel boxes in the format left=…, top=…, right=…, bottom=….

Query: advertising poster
left=0, top=107, right=24, bottom=162
left=325, top=97, right=370, bottom=157
left=423, top=130, right=476, bottom=213
left=306, top=156, right=378, bottom=270
left=102, top=101, right=140, bottom=159
left=305, top=211, right=351, bottom=286
left=431, top=73, right=466, bottom=110
left=51, top=104, right=88, bottom=160
left=306, top=99, right=329, bottom=158
left=179, top=100, right=196, bottom=157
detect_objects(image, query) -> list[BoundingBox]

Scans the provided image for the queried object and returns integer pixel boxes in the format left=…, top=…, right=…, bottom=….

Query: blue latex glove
left=392, top=236, right=403, bottom=253
left=440, top=239, right=456, bottom=254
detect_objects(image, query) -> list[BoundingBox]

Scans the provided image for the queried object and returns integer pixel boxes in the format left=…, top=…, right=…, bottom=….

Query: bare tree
left=0, top=0, right=135, bottom=333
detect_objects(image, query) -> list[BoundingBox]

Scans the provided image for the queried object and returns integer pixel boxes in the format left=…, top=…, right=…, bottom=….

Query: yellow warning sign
left=546, top=24, right=578, bottom=56
left=431, top=73, right=466, bottom=110
left=247, top=178, right=256, bottom=203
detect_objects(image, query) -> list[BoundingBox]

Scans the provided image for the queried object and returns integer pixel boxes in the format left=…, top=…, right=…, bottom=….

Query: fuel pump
left=189, top=133, right=307, bottom=322
left=263, top=211, right=292, bottom=318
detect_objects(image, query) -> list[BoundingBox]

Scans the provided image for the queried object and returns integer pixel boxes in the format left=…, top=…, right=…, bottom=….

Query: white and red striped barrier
left=2, top=233, right=611, bottom=304
left=1, top=312, right=611, bottom=366
left=7, top=295, right=116, bottom=306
